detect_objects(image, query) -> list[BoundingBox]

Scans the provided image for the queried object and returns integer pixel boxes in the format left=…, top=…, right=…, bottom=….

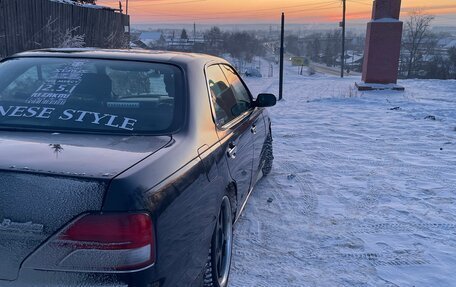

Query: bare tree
left=204, top=26, right=224, bottom=54
left=58, top=27, right=86, bottom=48
left=306, top=34, right=322, bottom=62
left=31, top=17, right=86, bottom=49
left=180, top=29, right=188, bottom=40
left=402, top=11, right=435, bottom=78
left=322, top=30, right=341, bottom=67
left=225, top=31, right=265, bottom=63
left=285, top=35, right=302, bottom=56
left=105, top=31, right=129, bottom=49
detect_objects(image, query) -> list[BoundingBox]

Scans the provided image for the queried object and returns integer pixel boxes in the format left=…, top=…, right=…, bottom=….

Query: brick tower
left=357, top=0, right=404, bottom=91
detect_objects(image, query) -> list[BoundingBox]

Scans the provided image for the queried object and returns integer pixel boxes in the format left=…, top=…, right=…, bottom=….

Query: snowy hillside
left=230, top=62, right=456, bottom=286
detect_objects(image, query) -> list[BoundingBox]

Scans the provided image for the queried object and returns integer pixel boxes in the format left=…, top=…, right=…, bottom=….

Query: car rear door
left=206, top=64, right=260, bottom=202
left=219, top=65, right=268, bottom=182
left=221, top=65, right=267, bottom=181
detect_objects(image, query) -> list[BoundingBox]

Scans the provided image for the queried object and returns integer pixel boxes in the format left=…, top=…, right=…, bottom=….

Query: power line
left=129, top=0, right=339, bottom=10
left=102, top=0, right=390, bottom=26
left=127, top=0, right=208, bottom=6
left=347, top=0, right=371, bottom=6
left=101, top=0, right=342, bottom=20
left=129, top=1, right=341, bottom=16
left=129, top=3, right=342, bottom=21
left=97, top=0, right=347, bottom=24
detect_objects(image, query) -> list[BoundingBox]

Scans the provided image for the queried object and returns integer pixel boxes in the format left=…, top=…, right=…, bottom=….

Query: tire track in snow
left=351, top=222, right=456, bottom=234
left=351, top=180, right=388, bottom=211
left=290, top=249, right=430, bottom=267
left=279, top=161, right=318, bottom=218
left=234, top=216, right=262, bottom=245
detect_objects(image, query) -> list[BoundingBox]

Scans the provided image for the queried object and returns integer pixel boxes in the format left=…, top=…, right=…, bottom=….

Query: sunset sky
left=96, top=0, right=456, bottom=24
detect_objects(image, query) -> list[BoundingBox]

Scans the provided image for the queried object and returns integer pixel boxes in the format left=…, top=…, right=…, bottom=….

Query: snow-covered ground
left=50, top=0, right=113, bottom=10
left=230, top=62, right=456, bottom=286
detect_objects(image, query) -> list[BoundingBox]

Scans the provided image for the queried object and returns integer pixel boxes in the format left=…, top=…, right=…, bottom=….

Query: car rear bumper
left=0, top=268, right=163, bottom=287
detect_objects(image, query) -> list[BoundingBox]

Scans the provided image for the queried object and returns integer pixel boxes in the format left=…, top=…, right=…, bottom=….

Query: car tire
left=203, top=196, right=233, bottom=287
left=261, top=132, right=274, bottom=176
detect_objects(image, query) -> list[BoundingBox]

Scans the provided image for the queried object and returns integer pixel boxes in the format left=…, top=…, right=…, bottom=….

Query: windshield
left=0, top=57, right=184, bottom=134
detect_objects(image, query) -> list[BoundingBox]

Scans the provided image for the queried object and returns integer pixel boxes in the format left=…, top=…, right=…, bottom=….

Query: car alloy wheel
left=204, top=196, right=233, bottom=287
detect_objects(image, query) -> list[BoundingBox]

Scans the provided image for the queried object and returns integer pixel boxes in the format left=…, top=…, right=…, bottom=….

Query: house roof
left=139, top=32, right=163, bottom=43
left=445, top=40, right=456, bottom=49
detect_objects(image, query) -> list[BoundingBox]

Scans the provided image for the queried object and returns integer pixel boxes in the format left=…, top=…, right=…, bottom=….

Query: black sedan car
left=0, top=49, right=276, bottom=287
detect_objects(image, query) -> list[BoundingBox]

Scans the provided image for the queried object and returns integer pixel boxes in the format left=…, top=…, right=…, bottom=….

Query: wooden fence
left=0, top=0, right=130, bottom=58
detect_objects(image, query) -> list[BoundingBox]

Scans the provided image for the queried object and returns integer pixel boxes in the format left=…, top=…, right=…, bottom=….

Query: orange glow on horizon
left=96, top=0, right=456, bottom=24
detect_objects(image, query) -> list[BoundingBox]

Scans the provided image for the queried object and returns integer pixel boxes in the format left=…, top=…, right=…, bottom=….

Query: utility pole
left=193, top=22, right=196, bottom=42
left=279, top=12, right=285, bottom=101
left=340, top=0, right=346, bottom=78
left=125, top=0, right=130, bottom=49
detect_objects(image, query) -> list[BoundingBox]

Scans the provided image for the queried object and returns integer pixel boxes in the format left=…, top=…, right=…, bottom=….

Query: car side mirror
left=255, top=93, right=277, bottom=108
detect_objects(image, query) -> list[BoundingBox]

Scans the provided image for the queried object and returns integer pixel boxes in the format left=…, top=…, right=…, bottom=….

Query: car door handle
left=251, top=125, right=257, bottom=135
left=227, top=143, right=237, bottom=159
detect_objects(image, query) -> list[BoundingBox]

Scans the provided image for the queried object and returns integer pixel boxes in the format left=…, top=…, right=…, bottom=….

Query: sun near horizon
left=96, top=0, right=456, bottom=24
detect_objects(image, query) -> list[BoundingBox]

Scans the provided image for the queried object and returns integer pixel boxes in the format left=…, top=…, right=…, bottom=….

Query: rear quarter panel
left=101, top=59, right=232, bottom=286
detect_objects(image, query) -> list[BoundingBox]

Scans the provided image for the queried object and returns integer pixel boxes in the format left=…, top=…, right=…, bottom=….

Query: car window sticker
left=25, top=60, right=90, bottom=106
left=0, top=104, right=139, bottom=132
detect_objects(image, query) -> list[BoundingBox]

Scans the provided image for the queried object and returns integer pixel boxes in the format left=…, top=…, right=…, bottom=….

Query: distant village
left=131, top=24, right=456, bottom=79
left=132, top=30, right=204, bottom=51
left=1, top=0, right=454, bottom=80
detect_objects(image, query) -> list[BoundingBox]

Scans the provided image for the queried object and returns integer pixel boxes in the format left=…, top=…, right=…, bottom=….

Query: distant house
left=335, top=50, right=364, bottom=71
left=336, top=50, right=364, bottom=71
left=444, top=40, right=456, bottom=50
left=345, top=50, right=364, bottom=64
left=192, top=36, right=206, bottom=44
left=437, top=37, right=456, bottom=50
left=131, top=40, right=149, bottom=50
left=133, top=30, right=206, bottom=51
left=166, top=36, right=206, bottom=51
left=167, top=38, right=193, bottom=51
left=139, top=32, right=164, bottom=47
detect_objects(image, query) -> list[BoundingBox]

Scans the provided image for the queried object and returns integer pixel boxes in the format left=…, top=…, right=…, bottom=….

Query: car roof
left=7, top=48, right=228, bottom=67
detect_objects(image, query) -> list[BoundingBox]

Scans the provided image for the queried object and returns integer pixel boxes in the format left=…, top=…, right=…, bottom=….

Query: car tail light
left=23, top=213, right=155, bottom=273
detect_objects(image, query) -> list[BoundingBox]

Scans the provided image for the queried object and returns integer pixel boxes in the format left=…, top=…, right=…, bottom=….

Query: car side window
left=220, top=65, right=253, bottom=117
left=206, top=65, right=238, bottom=126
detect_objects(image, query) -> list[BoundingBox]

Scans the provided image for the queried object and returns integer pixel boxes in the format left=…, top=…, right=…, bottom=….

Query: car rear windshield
left=0, top=57, right=185, bottom=134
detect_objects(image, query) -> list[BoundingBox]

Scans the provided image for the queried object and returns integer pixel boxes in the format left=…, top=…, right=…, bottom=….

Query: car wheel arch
left=225, top=182, right=238, bottom=222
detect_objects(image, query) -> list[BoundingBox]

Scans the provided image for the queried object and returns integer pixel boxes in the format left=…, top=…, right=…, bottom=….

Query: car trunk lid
left=0, top=131, right=172, bottom=178
left=0, top=174, right=106, bottom=281
left=0, top=132, right=171, bottom=281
